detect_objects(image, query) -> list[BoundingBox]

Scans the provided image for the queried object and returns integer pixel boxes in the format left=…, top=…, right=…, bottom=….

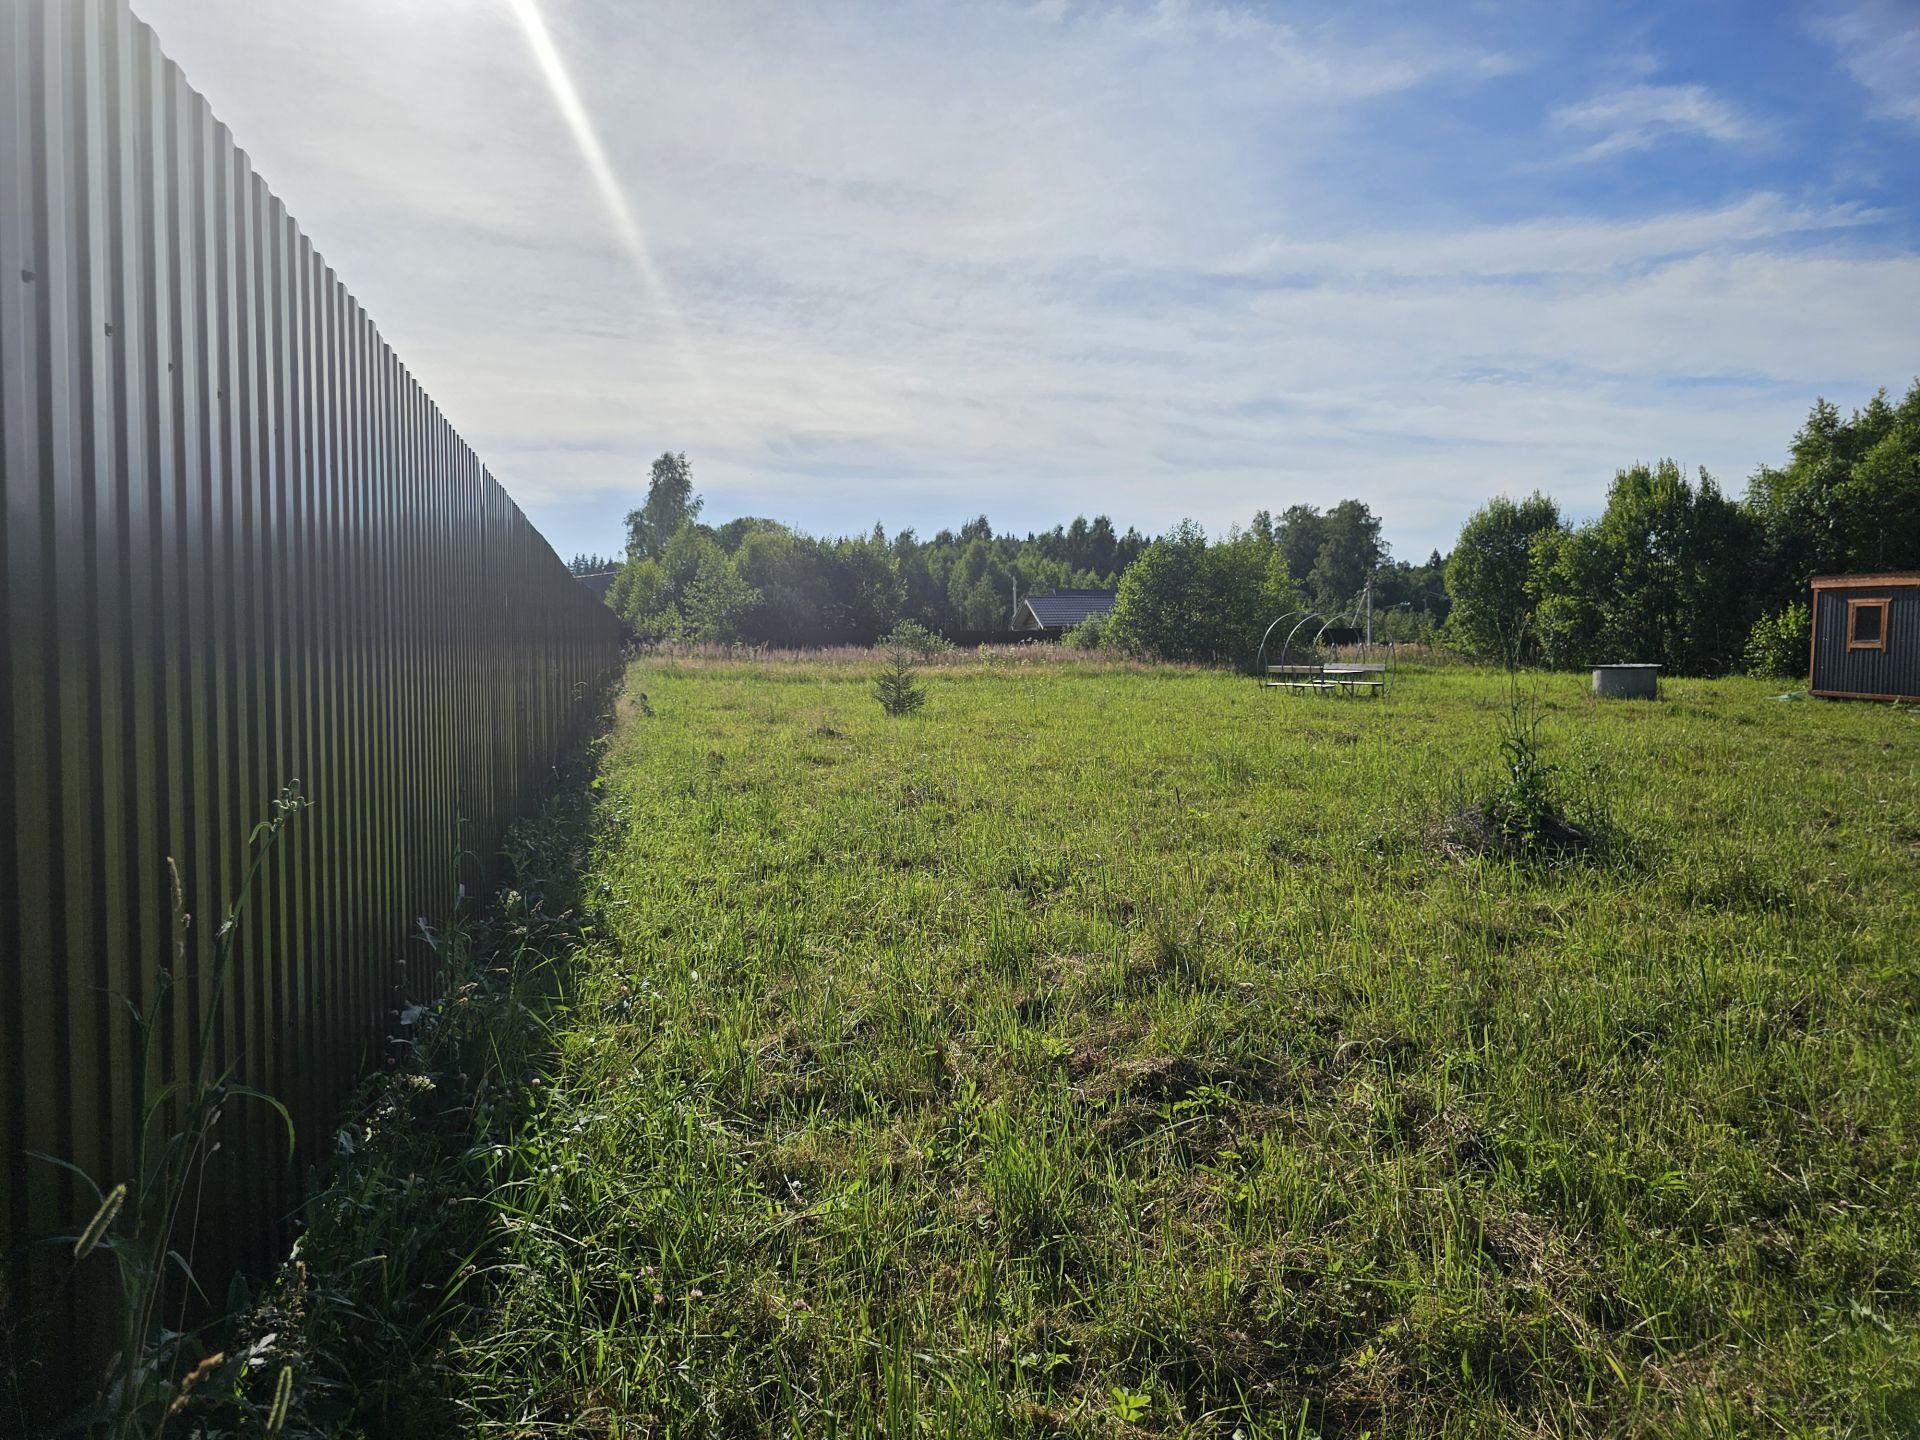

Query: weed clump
left=874, top=644, right=929, bottom=717
left=1447, top=681, right=1604, bottom=860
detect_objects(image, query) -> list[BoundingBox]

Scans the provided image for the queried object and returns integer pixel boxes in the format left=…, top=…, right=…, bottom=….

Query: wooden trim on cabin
left=1810, top=572, right=1920, bottom=590
left=1846, top=597, right=1890, bottom=651
left=1812, top=687, right=1920, bottom=703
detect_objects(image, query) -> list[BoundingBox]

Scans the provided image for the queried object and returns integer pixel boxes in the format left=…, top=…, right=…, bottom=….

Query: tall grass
left=31, top=786, right=309, bottom=1438
left=171, top=743, right=611, bottom=1437
left=434, top=653, right=1917, bottom=1436
left=227, top=653, right=1920, bottom=1436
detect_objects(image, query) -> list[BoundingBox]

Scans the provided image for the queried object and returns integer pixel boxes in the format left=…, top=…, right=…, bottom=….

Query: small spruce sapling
left=874, top=644, right=928, bottom=717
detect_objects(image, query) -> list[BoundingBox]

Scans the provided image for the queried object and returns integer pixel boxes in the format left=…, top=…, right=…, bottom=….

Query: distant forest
left=580, top=452, right=1444, bottom=651
left=581, top=379, right=1918, bottom=675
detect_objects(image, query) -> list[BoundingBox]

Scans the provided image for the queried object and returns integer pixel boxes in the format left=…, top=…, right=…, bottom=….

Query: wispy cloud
left=1550, top=82, right=1765, bottom=160
left=1816, top=1, right=1920, bottom=129
left=1222, top=194, right=1875, bottom=280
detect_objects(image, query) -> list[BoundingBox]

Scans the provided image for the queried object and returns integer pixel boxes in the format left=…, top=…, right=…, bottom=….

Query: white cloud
left=125, top=0, right=1915, bottom=560
left=1816, top=2, right=1920, bottom=128
left=1550, top=82, right=1764, bottom=160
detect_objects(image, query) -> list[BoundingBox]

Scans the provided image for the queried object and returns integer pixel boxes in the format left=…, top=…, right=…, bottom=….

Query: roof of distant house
left=1018, top=588, right=1117, bottom=629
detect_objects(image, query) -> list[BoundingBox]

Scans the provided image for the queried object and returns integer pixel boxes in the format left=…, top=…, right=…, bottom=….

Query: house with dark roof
left=1012, top=587, right=1117, bottom=634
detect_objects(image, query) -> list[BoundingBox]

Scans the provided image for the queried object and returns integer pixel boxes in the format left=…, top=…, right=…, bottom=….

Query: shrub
left=1062, top=613, right=1108, bottom=650
left=1742, top=601, right=1811, bottom=680
left=1525, top=461, right=1755, bottom=675
left=878, top=619, right=951, bottom=657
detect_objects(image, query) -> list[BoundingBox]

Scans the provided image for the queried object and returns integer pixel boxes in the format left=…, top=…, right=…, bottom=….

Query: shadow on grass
left=180, top=692, right=619, bottom=1439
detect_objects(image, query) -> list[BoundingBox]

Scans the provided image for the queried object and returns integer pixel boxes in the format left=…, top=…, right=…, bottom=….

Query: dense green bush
left=878, top=619, right=952, bottom=656
left=1061, top=613, right=1108, bottom=650
left=1529, top=460, right=1754, bottom=673
left=1440, top=381, right=1920, bottom=677
left=1743, top=601, right=1812, bottom=679
left=1104, top=521, right=1300, bottom=665
left=1748, top=381, right=1920, bottom=594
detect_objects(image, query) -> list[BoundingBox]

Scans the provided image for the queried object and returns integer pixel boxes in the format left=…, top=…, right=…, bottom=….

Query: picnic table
left=1263, top=662, right=1387, bottom=696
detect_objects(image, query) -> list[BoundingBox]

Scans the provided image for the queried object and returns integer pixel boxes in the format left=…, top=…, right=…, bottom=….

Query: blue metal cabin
left=1809, top=573, right=1920, bottom=702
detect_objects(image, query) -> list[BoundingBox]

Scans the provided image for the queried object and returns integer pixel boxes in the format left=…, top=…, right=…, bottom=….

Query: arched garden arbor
left=1255, top=610, right=1395, bottom=697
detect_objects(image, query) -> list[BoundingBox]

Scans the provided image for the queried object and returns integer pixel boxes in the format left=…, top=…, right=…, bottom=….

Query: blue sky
left=133, top=0, right=1919, bottom=564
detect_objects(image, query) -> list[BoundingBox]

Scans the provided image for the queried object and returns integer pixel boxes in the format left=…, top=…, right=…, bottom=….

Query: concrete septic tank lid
left=1592, top=663, right=1660, bottom=697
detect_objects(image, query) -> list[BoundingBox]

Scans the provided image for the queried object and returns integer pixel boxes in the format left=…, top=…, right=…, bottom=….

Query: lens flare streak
left=503, top=0, right=708, bottom=396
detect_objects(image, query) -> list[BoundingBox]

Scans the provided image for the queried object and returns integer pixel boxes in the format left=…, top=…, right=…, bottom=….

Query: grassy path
left=453, top=654, right=1919, bottom=1437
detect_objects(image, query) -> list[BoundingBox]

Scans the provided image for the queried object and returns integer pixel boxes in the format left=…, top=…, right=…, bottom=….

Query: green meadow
left=409, top=653, right=1920, bottom=1435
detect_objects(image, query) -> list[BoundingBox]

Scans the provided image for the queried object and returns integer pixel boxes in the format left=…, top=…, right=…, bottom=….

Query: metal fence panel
left=0, top=0, right=626, bottom=1401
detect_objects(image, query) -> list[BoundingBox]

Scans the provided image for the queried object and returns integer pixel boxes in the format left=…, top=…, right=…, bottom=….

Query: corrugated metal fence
left=0, top=0, right=626, bottom=1402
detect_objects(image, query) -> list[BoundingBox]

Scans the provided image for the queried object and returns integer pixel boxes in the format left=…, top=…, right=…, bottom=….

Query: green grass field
left=448, top=652, right=1919, bottom=1437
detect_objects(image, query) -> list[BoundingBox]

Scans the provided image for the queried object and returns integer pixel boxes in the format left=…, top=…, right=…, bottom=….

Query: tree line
left=1446, top=380, right=1920, bottom=675
left=596, top=452, right=1442, bottom=654
left=602, top=453, right=1151, bottom=645
left=590, top=378, right=1914, bottom=672
left=1090, top=506, right=1447, bottom=665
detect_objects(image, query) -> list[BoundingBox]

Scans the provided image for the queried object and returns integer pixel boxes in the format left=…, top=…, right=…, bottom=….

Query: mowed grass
left=452, top=653, right=1919, bottom=1438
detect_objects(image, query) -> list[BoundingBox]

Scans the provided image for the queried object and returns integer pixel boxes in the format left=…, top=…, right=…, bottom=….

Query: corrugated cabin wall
left=1809, top=582, right=1920, bottom=703
left=0, top=0, right=627, bottom=1401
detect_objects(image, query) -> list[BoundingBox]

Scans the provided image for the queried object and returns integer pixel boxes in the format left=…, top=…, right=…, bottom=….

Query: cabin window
left=1846, top=597, right=1889, bottom=651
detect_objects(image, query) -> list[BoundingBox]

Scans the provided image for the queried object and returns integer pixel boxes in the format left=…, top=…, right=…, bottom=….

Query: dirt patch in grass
left=1439, top=802, right=1596, bottom=860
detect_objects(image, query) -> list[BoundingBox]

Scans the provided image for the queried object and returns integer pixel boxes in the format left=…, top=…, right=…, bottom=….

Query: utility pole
left=1364, top=575, right=1373, bottom=646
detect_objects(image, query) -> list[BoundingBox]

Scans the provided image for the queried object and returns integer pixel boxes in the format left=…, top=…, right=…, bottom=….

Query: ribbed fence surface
left=0, top=0, right=626, bottom=1400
